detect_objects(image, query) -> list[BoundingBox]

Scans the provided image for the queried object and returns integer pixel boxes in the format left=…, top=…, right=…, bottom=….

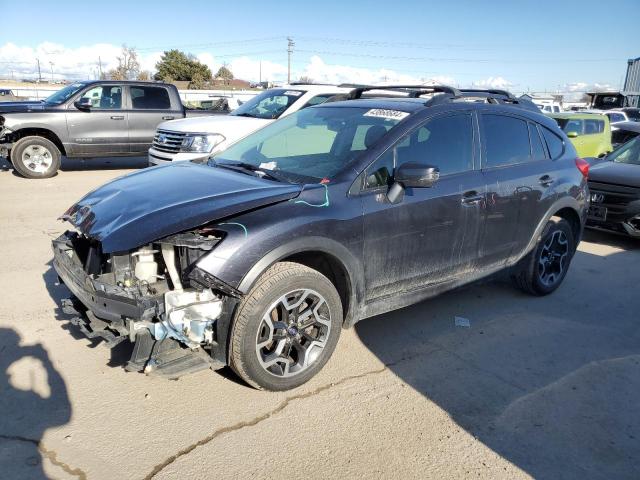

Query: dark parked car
left=52, top=86, right=589, bottom=390
left=0, top=80, right=212, bottom=179
left=587, top=128, right=640, bottom=237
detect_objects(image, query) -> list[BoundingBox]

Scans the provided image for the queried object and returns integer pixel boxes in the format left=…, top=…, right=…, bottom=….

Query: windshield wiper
left=214, top=161, right=287, bottom=183
left=231, top=112, right=257, bottom=118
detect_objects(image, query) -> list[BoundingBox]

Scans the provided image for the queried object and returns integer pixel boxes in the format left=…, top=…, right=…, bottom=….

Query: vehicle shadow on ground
left=0, top=156, right=148, bottom=176
left=582, top=228, right=639, bottom=250
left=355, top=246, right=640, bottom=479
left=0, top=327, right=71, bottom=479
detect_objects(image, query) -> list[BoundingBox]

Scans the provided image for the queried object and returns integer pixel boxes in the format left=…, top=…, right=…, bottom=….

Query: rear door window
left=130, top=86, right=171, bottom=110
left=482, top=114, right=531, bottom=167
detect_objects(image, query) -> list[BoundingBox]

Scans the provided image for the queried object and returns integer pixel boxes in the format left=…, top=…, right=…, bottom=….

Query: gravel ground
left=0, top=157, right=638, bottom=480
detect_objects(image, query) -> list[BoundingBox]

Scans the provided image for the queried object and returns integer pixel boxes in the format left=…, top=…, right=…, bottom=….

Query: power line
left=295, top=49, right=625, bottom=64
left=287, top=37, right=294, bottom=84
left=136, top=36, right=286, bottom=52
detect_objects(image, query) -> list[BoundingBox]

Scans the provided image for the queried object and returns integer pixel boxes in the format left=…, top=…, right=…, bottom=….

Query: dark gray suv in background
left=53, top=86, right=589, bottom=390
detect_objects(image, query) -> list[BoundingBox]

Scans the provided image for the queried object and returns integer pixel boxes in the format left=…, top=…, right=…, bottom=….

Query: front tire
left=11, top=136, right=61, bottom=179
left=229, top=262, right=343, bottom=391
left=511, top=217, right=575, bottom=296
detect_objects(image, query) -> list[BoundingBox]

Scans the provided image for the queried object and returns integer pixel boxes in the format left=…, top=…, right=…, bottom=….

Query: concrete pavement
left=0, top=157, right=638, bottom=479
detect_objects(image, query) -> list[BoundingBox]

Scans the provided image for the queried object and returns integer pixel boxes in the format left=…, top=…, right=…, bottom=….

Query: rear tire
left=229, top=262, right=342, bottom=391
left=11, top=136, right=61, bottom=179
left=511, top=217, right=575, bottom=296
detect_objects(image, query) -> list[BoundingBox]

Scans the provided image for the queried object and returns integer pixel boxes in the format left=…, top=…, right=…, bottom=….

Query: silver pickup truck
left=0, top=80, right=215, bottom=178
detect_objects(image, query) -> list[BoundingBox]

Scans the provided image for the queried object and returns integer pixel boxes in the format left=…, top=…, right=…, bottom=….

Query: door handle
left=162, top=116, right=175, bottom=120
left=461, top=191, right=484, bottom=205
left=110, top=115, right=125, bottom=120
left=539, top=175, right=554, bottom=187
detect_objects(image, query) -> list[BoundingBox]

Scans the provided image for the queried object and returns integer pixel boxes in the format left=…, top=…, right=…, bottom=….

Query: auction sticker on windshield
left=284, top=90, right=303, bottom=96
left=364, top=109, right=410, bottom=121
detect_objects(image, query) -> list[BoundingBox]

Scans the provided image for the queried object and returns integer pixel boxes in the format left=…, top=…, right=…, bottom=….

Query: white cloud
left=468, top=76, right=513, bottom=90
left=195, top=52, right=218, bottom=74
left=297, top=55, right=424, bottom=85
left=227, top=57, right=287, bottom=82
left=0, top=41, right=124, bottom=80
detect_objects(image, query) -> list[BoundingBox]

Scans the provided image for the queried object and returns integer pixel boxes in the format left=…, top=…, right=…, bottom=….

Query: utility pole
left=49, top=62, right=54, bottom=82
left=259, top=60, right=262, bottom=84
left=287, top=37, right=294, bottom=84
left=36, top=58, right=42, bottom=82
left=98, top=56, right=103, bottom=79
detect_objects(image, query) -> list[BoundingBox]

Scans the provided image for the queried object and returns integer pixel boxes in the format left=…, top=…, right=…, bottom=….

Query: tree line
left=105, top=44, right=234, bottom=89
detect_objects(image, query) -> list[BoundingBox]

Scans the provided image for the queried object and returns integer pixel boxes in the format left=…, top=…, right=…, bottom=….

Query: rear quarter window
left=584, top=119, right=605, bottom=134
left=540, top=126, right=564, bottom=159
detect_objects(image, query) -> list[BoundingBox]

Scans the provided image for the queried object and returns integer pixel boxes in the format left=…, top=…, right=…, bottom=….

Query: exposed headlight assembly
left=181, top=134, right=225, bottom=153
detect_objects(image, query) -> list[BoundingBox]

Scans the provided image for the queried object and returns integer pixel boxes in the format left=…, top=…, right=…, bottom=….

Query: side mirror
left=395, top=162, right=440, bottom=188
left=567, top=131, right=579, bottom=138
left=74, top=97, right=92, bottom=111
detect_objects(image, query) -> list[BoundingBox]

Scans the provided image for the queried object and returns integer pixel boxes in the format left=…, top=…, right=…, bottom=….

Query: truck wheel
left=511, top=217, right=575, bottom=296
left=229, top=262, right=342, bottom=391
left=11, top=136, right=61, bottom=179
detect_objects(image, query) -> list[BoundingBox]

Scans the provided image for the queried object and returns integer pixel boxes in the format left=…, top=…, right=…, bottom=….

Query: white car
left=148, top=84, right=354, bottom=165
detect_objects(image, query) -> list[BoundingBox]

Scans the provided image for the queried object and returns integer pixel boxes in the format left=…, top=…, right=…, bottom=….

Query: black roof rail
left=425, top=90, right=540, bottom=112
left=459, top=88, right=516, bottom=100
left=336, top=84, right=540, bottom=113
left=338, top=84, right=462, bottom=99
left=288, top=82, right=337, bottom=86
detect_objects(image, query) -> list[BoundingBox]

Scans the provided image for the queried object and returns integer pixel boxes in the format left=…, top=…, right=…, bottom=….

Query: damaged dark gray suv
left=53, top=86, right=589, bottom=390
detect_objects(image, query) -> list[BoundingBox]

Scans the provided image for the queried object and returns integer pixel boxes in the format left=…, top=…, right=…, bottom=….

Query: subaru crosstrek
left=52, top=86, right=589, bottom=390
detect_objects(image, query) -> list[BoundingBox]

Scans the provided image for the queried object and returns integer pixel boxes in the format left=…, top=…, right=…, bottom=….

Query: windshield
left=211, top=106, right=409, bottom=182
left=45, top=83, right=86, bottom=105
left=608, top=136, right=640, bottom=166
left=230, top=89, right=305, bottom=119
left=624, top=109, right=640, bottom=121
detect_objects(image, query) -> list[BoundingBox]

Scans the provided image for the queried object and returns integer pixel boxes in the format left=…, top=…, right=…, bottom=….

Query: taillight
left=575, top=158, right=589, bottom=178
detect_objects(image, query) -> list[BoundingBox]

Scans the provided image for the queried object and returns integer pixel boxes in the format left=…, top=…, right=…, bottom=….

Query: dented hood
left=62, top=162, right=302, bottom=252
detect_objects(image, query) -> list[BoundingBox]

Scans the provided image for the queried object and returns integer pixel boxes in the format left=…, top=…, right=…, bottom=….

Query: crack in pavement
left=0, top=434, right=88, bottom=479
left=143, top=345, right=451, bottom=479
left=144, top=331, right=543, bottom=479
left=144, top=364, right=396, bottom=479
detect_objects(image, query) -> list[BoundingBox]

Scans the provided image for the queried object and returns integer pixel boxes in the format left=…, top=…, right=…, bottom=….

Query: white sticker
left=259, top=161, right=277, bottom=170
left=363, top=108, right=410, bottom=121
left=284, top=90, right=303, bottom=97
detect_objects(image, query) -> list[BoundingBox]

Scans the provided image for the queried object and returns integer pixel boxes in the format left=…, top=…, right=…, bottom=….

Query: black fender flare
left=516, top=195, right=585, bottom=263
left=237, top=236, right=364, bottom=327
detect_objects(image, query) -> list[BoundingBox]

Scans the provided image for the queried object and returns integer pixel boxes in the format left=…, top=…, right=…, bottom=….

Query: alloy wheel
left=255, top=289, right=331, bottom=378
left=537, top=230, right=569, bottom=287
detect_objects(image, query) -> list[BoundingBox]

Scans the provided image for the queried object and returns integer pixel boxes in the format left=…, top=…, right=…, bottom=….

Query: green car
left=549, top=113, right=613, bottom=158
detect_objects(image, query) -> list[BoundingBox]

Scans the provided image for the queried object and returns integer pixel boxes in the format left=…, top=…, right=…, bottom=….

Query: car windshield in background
left=211, top=106, right=408, bottom=182
left=44, top=83, right=85, bottom=105
left=624, top=110, right=640, bottom=122
left=230, top=89, right=306, bottom=119
left=609, top=136, right=640, bottom=165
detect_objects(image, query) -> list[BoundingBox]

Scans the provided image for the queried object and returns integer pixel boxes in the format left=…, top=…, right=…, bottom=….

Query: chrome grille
left=152, top=129, right=186, bottom=154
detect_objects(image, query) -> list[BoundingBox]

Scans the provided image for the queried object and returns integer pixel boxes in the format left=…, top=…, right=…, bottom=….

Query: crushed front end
left=52, top=228, right=239, bottom=378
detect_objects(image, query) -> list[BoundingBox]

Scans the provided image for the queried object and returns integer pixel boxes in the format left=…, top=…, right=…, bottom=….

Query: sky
left=1, top=0, right=638, bottom=97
